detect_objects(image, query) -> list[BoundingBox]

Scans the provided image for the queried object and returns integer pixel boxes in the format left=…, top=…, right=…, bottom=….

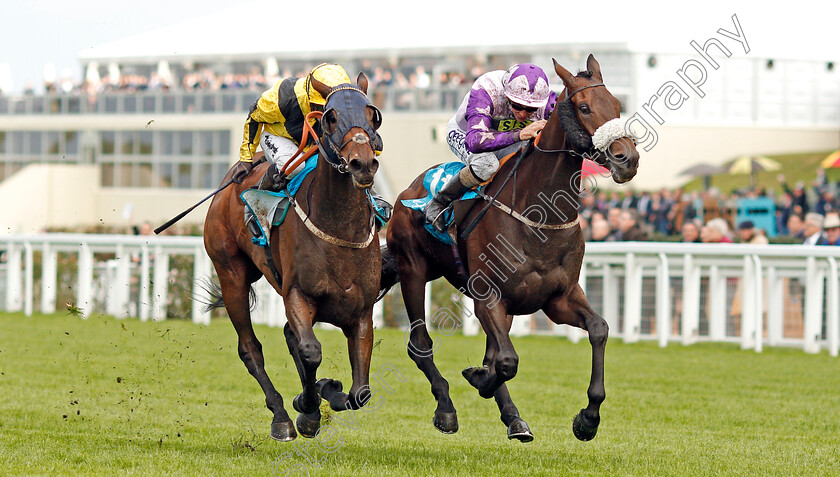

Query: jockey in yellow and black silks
left=232, top=63, right=352, bottom=189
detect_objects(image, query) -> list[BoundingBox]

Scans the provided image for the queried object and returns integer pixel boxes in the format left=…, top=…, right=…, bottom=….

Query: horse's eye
left=579, top=103, right=590, bottom=114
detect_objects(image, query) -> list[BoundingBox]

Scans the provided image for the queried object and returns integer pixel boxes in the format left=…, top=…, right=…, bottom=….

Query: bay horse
left=204, top=73, right=383, bottom=441
left=385, top=55, right=640, bottom=442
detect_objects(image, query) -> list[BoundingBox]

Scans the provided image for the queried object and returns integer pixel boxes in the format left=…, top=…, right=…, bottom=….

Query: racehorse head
left=309, top=73, right=382, bottom=189
left=553, top=55, right=640, bottom=184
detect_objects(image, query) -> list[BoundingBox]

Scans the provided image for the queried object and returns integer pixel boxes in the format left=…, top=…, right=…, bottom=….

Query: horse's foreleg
left=319, top=311, right=373, bottom=412
left=401, top=269, right=458, bottom=434
left=284, top=289, right=323, bottom=438
left=462, top=305, right=518, bottom=399
left=218, top=269, right=296, bottom=441
left=544, top=285, right=607, bottom=441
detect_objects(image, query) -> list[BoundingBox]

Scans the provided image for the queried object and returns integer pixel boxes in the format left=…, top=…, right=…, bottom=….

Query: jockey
left=233, top=63, right=352, bottom=190
left=425, top=63, right=557, bottom=232
left=233, top=63, right=391, bottom=237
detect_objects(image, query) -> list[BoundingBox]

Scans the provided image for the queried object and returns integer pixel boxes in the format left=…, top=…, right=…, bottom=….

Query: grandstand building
left=1, top=5, right=838, bottom=234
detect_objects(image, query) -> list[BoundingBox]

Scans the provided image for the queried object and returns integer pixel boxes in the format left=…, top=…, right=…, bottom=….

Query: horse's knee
left=298, top=340, right=322, bottom=368
left=587, top=317, right=609, bottom=345
left=495, top=352, right=519, bottom=381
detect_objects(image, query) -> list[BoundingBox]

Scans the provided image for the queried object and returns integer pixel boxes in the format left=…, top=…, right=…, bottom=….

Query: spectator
left=786, top=214, right=805, bottom=241
left=802, top=212, right=825, bottom=245
left=590, top=217, right=611, bottom=242
left=612, top=209, right=648, bottom=241
left=605, top=207, right=622, bottom=241
left=700, top=218, right=733, bottom=243
left=817, top=212, right=840, bottom=246
left=736, top=220, right=769, bottom=244
left=681, top=220, right=702, bottom=243
left=814, top=188, right=837, bottom=216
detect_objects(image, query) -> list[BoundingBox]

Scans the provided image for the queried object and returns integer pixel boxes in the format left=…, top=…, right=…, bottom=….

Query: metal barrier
left=2, top=235, right=838, bottom=356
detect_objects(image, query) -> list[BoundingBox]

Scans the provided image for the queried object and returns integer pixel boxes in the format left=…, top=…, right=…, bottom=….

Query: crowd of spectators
left=579, top=172, right=840, bottom=246
left=21, top=62, right=480, bottom=99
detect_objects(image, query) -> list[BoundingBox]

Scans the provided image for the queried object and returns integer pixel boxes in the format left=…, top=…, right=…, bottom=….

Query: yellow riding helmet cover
left=306, top=63, right=351, bottom=105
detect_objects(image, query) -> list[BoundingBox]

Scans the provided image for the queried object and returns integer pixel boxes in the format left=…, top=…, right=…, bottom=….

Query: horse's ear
left=309, top=74, right=332, bottom=102
left=356, top=72, right=369, bottom=95
left=586, top=54, right=603, bottom=81
left=553, top=58, right=575, bottom=88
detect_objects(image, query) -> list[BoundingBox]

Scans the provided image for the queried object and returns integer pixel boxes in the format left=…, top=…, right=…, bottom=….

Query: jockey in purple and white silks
left=425, top=63, right=558, bottom=232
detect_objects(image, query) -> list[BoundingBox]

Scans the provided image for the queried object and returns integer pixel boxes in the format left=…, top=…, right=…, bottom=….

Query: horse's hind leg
left=471, top=319, right=533, bottom=442
left=544, top=285, right=607, bottom=441
left=217, top=263, right=296, bottom=441
left=401, top=265, right=458, bottom=434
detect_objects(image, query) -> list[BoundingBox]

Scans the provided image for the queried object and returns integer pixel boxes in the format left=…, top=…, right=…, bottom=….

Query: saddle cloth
left=400, top=162, right=482, bottom=245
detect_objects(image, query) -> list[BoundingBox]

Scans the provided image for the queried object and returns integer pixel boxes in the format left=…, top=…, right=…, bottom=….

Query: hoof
left=315, top=378, right=343, bottom=397
left=507, top=418, right=534, bottom=443
left=433, top=411, right=459, bottom=434
left=572, top=410, right=599, bottom=441
left=270, top=420, right=297, bottom=442
left=295, top=412, right=321, bottom=439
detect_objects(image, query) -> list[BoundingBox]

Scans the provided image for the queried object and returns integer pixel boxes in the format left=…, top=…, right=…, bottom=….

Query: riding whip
left=154, top=178, right=234, bottom=234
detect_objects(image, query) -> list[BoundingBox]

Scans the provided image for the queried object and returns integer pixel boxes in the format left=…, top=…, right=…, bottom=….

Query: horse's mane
left=576, top=70, right=594, bottom=79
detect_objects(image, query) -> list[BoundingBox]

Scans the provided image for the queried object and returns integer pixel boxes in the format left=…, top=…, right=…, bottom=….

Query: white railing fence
left=2, top=235, right=838, bottom=356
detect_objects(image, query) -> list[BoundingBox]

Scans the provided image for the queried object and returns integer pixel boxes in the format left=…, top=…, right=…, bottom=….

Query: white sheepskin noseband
left=591, top=117, right=638, bottom=152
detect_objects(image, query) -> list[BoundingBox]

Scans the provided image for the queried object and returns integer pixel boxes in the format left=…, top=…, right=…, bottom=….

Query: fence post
left=826, top=257, right=839, bottom=358
left=602, top=264, right=619, bottom=338
left=23, top=241, right=33, bottom=317
left=741, top=255, right=756, bottom=350
left=564, top=261, right=586, bottom=344
left=766, top=266, right=784, bottom=347
left=151, top=246, right=169, bottom=321
left=682, top=254, right=700, bottom=345
left=139, top=245, right=151, bottom=321
left=76, top=242, right=93, bottom=318
left=752, top=255, right=763, bottom=353
left=656, top=253, right=670, bottom=347
left=803, top=256, right=824, bottom=354
left=40, top=242, right=57, bottom=314
left=623, top=253, right=642, bottom=343
left=5, top=242, right=22, bottom=312
left=192, top=247, right=211, bottom=325
left=708, top=264, right=726, bottom=342
left=461, top=293, right=479, bottom=336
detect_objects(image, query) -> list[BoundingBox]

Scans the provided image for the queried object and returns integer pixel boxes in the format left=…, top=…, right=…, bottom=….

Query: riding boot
left=424, top=166, right=482, bottom=233
left=258, top=162, right=288, bottom=192
left=370, top=189, right=393, bottom=225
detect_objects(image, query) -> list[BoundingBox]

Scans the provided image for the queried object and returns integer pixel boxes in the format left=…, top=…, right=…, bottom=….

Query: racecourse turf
left=1, top=312, right=839, bottom=476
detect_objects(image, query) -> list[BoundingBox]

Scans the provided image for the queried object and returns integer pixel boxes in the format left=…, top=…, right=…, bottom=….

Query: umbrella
left=678, top=163, right=725, bottom=177
left=727, top=155, right=781, bottom=187
left=821, top=150, right=840, bottom=169
left=727, top=155, right=781, bottom=174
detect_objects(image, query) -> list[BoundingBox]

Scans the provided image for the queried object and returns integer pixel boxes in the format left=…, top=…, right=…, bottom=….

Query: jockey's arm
left=462, top=89, right=520, bottom=154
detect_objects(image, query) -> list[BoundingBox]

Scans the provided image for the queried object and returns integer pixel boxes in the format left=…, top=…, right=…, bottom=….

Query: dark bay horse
left=204, top=73, right=383, bottom=441
left=385, top=55, right=640, bottom=442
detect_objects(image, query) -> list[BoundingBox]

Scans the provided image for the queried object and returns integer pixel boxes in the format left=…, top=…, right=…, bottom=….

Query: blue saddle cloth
left=401, top=162, right=481, bottom=245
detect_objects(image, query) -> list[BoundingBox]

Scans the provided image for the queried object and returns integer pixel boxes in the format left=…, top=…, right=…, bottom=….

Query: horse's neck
left=507, top=115, right=581, bottom=223
left=304, top=158, right=371, bottom=238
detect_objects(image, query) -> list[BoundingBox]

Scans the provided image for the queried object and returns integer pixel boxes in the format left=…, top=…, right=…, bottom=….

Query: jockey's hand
left=231, top=160, right=254, bottom=184
left=519, top=120, right=547, bottom=141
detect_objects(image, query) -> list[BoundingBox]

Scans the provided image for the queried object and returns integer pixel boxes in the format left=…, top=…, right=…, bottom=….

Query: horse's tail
left=197, top=277, right=257, bottom=313
left=376, top=243, right=401, bottom=303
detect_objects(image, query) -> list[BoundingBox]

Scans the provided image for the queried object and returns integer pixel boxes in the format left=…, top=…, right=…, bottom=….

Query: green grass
left=680, top=150, right=839, bottom=194
left=1, top=313, right=839, bottom=476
